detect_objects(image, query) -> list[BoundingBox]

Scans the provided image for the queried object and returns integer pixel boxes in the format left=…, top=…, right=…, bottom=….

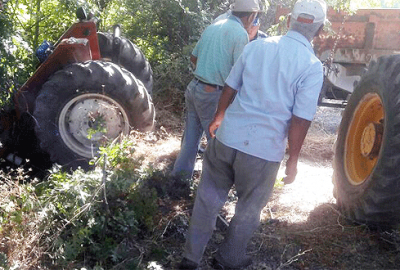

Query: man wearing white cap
left=179, top=0, right=327, bottom=268
left=171, top=0, right=261, bottom=182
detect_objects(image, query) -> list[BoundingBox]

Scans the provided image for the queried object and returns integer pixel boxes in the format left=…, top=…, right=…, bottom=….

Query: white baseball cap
left=230, top=0, right=262, bottom=12
left=291, top=0, right=327, bottom=24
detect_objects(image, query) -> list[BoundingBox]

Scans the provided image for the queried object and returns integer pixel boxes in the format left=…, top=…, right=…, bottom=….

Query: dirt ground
left=149, top=106, right=400, bottom=270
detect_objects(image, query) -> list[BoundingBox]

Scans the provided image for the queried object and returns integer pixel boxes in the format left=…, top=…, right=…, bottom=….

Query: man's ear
left=315, top=24, right=324, bottom=37
left=248, top=12, right=257, bottom=24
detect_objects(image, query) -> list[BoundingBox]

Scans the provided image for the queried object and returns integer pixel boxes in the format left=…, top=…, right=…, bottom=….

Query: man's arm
left=209, top=84, right=237, bottom=137
left=190, top=55, right=197, bottom=68
left=284, top=114, right=311, bottom=184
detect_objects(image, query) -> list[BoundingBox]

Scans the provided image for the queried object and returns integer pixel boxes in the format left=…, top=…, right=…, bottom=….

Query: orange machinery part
left=15, top=38, right=92, bottom=114
left=275, top=7, right=400, bottom=63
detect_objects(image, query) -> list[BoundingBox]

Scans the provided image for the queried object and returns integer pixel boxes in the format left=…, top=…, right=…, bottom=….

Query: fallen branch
left=277, top=247, right=312, bottom=270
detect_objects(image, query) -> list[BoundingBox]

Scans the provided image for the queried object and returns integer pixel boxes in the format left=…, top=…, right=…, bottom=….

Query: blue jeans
left=183, top=138, right=280, bottom=266
left=172, top=78, right=222, bottom=179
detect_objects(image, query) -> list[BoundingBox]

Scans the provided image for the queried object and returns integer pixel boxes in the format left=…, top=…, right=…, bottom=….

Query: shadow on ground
left=191, top=203, right=400, bottom=270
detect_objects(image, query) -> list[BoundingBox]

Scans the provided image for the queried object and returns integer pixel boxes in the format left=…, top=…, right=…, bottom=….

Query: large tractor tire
left=333, top=55, right=400, bottom=228
left=33, top=60, right=155, bottom=169
left=97, top=32, right=153, bottom=95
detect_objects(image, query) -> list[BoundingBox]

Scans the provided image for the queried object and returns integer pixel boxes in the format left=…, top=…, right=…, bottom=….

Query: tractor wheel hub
left=360, top=122, right=383, bottom=159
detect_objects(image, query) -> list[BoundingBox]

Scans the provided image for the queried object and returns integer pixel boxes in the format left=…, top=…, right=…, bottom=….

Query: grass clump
left=0, top=134, right=191, bottom=269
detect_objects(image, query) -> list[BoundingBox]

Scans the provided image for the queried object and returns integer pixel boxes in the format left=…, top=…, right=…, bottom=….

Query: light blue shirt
left=192, top=15, right=249, bottom=86
left=216, top=30, right=323, bottom=162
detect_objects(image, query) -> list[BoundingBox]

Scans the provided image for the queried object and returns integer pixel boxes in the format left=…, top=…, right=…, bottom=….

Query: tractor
left=275, top=6, right=400, bottom=228
left=318, top=8, right=400, bottom=228
left=333, top=54, right=400, bottom=228
left=0, top=7, right=155, bottom=170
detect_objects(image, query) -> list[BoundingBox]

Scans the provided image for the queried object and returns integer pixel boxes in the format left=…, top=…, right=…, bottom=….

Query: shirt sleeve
left=232, top=32, right=249, bottom=63
left=192, top=38, right=201, bottom=58
left=225, top=50, right=246, bottom=91
left=292, top=62, right=323, bottom=121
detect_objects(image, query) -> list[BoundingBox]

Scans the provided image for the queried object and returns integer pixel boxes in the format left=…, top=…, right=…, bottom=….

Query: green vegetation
left=0, top=0, right=388, bottom=103
left=0, top=0, right=398, bottom=268
left=0, top=0, right=225, bottom=105
left=0, top=137, right=191, bottom=269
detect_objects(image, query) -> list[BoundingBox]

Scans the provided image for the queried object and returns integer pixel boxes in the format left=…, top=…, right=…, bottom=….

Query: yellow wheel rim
left=344, top=93, right=384, bottom=185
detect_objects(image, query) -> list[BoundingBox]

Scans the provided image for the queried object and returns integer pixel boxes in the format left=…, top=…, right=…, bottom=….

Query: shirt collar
left=285, top=30, right=314, bottom=53
left=228, top=14, right=245, bottom=28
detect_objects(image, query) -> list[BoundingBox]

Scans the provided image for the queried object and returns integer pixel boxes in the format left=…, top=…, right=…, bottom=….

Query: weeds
left=0, top=168, right=43, bottom=269
left=0, top=134, right=192, bottom=269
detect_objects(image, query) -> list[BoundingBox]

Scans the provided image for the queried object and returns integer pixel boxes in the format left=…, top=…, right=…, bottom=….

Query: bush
left=0, top=136, right=192, bottom=269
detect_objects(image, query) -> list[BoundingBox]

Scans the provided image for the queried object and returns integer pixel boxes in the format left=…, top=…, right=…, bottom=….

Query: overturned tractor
left=0, top=7, right=155, bottom=170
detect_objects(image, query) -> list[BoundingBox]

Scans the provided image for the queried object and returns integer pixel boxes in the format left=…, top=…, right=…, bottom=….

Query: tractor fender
left=14, top=38, right=92, bottom=117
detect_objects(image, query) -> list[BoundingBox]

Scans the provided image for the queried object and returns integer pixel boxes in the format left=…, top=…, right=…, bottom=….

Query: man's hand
left=284, top=115, right=311, bottom=184
left=209, top=114, right=223, bottom=138
left=209, top=85, right=237, bottom=137
left=283, top=156, right=298, bottom=184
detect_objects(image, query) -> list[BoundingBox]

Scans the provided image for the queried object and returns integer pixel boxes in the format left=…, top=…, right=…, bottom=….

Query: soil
left=150, top=106, right=400, bottom=270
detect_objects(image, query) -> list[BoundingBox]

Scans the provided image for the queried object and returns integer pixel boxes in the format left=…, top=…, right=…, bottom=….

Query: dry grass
left=301, top=121, right=337, bottom=165
left=246, top=203, right=400, bottom=269
left=153, top=87, right=185, bottom=136
left=0, top=171, right=46, bottom=269
left=127, top=129, right=181, bottom=172
left=119, top=95, right=186, bottom=172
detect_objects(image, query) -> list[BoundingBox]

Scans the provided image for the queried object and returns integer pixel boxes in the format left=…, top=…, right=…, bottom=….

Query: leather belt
left=194, top=78, right=223, bottom=90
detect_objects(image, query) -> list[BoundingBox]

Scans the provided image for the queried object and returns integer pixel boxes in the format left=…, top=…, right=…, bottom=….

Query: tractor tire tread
left=33, top=61, right=155, bottom=170
left=333, top=54, right=400, bottom=228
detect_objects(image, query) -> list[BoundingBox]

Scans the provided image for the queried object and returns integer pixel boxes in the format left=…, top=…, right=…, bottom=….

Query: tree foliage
left=0, top=1, right=31, bottom=106
left=0, top=0, right=398, bottom=103
left=350, top=0, right=400, bottom=8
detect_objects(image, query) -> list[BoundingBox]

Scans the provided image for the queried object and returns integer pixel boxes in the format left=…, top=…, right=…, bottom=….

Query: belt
left=194, top=78, right=223, bottom=90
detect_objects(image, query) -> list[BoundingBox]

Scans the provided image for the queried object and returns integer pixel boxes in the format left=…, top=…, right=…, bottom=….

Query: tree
left=350, top=0, right=400, bottom=8
left=0, top=0, right=396, bottom=106
left=0, top=0, right=31, bottom=105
